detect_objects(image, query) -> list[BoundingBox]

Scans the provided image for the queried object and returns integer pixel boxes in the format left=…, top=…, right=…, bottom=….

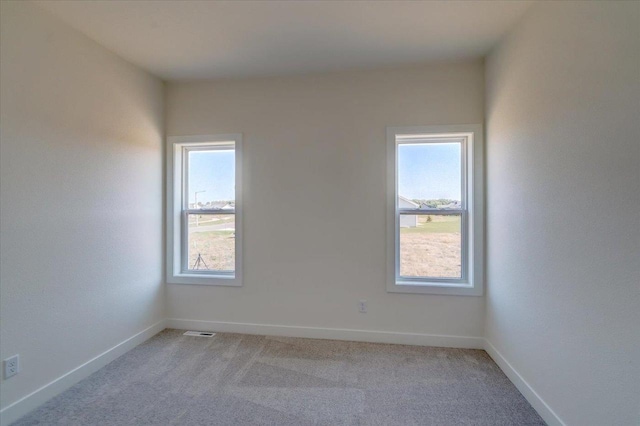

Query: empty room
left=1, top=1, right=638, bottom=425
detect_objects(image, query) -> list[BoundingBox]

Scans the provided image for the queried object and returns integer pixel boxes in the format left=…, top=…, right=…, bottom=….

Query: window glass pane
left=399, top=214, right=461, bottom=279
left=188, top=148, right=235, bottom=209
left=397, top=142, right=461, bottom=209
left=187, top=214, right=235, bottom=272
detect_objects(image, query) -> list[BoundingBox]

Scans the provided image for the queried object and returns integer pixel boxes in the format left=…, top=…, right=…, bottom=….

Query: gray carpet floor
left=15, top=329, right=545, bottom=425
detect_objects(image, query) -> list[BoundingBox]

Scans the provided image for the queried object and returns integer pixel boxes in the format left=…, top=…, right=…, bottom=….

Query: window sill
left=387, top=281, right=482, bottom=296
left=167, top=274, right=242, bottom=287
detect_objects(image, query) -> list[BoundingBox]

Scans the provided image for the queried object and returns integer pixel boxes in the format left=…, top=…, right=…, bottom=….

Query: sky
left=188, top=142, right=461, bottom=204
left=398, top=142, right=461, bottom=200
left=188, top=150, right=235, bottom=203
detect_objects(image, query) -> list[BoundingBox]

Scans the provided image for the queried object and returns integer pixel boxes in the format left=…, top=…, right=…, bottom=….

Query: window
left=386, top=125, right=483, bottom=295
left=167, top=134, right=242, bottom=286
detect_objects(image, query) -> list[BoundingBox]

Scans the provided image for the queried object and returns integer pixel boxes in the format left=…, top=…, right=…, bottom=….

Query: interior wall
left=485, top=2, right=640, bottom=425
left=166, top=62, right=485, bottom=339
left=0, top=1, right=165, bottom=413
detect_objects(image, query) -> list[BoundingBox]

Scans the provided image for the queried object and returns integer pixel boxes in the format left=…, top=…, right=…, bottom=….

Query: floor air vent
left=183, top=331, right=216, bottom=337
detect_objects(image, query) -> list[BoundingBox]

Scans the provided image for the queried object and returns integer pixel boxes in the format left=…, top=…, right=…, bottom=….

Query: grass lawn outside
left=188, top=230, right=235, bottom=271
left=400, top=215, right=461, bottom=278
left=188, top=215, right=235, bottom=227
left=184, top=215, right=461, bottom=276
left=188, top=214, right=236, bottom=271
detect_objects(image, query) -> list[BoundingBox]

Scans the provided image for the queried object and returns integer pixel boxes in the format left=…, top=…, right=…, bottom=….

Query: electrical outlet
left=4, top=355, right=19, bottom=379
left=359, top=299, right=367, bottom=313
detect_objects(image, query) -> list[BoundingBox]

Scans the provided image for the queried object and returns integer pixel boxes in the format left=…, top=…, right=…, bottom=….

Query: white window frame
left=386, top=124, right=483, bottom=296
left=166, top=134, right=243, bottom=286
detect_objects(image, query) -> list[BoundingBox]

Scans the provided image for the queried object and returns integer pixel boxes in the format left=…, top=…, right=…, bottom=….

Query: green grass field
left=192, top=230, right=235, bottom=237
left=188, top=215, right=235, bottom=227
left=401, top=216, right=461, bottom=234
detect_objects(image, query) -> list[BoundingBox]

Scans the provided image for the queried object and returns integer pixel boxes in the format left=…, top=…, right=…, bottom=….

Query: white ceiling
left=37, top=0, right=532, bottom=81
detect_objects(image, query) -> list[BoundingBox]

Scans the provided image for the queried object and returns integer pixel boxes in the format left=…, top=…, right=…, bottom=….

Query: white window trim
left=166, top=134, right=243, bottom=286
left=386, top=124, right=483, bottom=296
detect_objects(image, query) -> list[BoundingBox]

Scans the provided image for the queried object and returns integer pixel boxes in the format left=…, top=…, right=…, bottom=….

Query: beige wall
left=0, top=1, right=165, bottom=414
left=166, top=62, right=485, bottom=339
left=485, top=2, right=640, bottom=425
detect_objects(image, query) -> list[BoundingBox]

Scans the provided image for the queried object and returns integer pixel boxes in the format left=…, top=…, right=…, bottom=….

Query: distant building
left=191, top=201, right=235, bottom=210
left=398, top=196, right=419, bottom=228
left=439, top=200, right=461, bottom=209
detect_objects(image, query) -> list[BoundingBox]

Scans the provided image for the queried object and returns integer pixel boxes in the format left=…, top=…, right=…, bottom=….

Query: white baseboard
left=3, top=320, right=564, bottom=426
left=483, top=339, right=565, bottom=426
left=166, top=318, right=484, bottom=349
left=0, top=320, right=166, bottom=426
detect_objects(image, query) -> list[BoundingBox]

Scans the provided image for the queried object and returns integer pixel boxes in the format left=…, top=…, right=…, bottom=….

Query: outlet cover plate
left=4, top=355, right=19, bottom=379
